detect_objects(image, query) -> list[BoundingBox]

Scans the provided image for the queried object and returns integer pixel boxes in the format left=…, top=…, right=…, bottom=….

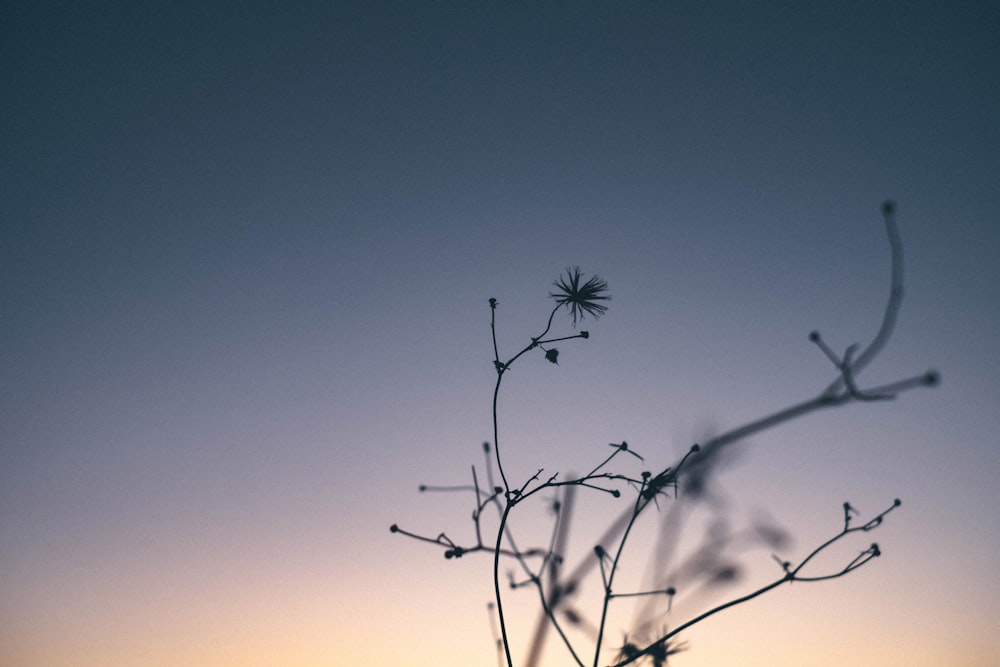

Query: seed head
left=550, top=266, right=610, bottom=325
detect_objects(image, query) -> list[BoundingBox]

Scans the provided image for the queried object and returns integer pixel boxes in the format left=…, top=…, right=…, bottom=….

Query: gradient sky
left=2, top=2, right=998, bottom=666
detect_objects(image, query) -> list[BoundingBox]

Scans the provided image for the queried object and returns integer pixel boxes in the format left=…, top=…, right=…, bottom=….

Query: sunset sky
left=2, top=2, right=998, bottom=666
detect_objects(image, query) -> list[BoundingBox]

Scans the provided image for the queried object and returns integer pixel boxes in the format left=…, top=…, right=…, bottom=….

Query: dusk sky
left=2, top=2, right=998, bottom=666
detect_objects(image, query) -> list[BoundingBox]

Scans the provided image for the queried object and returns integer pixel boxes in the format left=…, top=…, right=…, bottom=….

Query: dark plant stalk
left=611, top=500, right=901, bottom=667
left=491, top=303, right=563, bottom=496
left=493, top=501, right=516, bottom=667
left=592, top=482, right=647, bottom=665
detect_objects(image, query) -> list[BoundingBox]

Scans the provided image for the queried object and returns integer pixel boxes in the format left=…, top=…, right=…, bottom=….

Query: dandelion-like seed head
left=550, top=266, right=610, bottom=325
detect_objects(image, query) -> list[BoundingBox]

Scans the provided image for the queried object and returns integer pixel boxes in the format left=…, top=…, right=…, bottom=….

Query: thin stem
left=493, top=372, right=511, bottom=494
left=494, top=501, right=515, bottom=667
left=593, top=480, right=651, bottom=666
left=613, top=576, right=790, bottom=666
left=492, top=303, right=564, bottom=496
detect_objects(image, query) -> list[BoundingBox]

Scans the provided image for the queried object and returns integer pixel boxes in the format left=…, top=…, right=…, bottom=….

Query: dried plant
left=391, top=202, right=937, bottom=666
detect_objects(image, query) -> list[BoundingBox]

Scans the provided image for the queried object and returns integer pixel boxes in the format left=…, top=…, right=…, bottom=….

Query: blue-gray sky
left=2, top=2, right=998, bottom=665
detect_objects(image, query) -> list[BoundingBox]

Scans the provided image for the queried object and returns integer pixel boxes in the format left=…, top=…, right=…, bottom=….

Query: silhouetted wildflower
left=550, top=266, right=610, bottom=324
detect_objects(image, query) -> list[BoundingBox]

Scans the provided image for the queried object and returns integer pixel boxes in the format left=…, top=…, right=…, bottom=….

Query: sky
left=1, top=1, right=998, bottom=665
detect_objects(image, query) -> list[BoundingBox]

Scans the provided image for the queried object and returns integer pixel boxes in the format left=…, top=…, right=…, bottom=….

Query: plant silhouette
left=392, top=202, right=938, bottom=666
